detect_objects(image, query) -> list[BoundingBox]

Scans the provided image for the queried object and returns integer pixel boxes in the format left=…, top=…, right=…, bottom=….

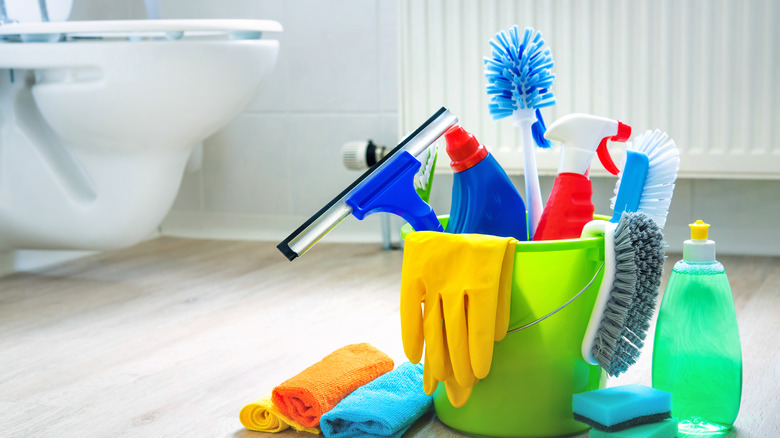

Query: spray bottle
left=532, top=114, right=631, bottom=241
left=652, top=220, right=742, bottom=434
left=444, top=125, right=527, bottom=240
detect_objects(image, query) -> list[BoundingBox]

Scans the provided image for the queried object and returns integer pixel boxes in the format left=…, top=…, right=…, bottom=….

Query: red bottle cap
left=445, top=125, right=488, bottom=172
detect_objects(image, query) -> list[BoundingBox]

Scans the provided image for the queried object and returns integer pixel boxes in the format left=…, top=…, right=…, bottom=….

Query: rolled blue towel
left=320, top=362, right=432, bottom=438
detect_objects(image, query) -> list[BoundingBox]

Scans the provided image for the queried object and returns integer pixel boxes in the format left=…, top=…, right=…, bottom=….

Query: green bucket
left=400, top=217, right=607, bottom=437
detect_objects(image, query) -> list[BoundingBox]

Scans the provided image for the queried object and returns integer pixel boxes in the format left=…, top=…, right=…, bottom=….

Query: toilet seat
left=0, top=19, right=282, bottom=41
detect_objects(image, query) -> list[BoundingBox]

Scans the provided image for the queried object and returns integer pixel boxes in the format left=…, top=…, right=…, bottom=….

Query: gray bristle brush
left=581, top=211, right=665, bottom=377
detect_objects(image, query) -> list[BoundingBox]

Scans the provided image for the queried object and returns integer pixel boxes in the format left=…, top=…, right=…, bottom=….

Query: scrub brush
left=581, top=211, right=665, bottom=377
left=610, top=130, right=680, bottom=228
left=485, top=25, right=556, bottom=238
left=579, top=128, right=679, bottom=375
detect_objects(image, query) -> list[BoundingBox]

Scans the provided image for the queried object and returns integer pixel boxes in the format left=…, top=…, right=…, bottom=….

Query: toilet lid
left=0, top=19, right=282, bottom=40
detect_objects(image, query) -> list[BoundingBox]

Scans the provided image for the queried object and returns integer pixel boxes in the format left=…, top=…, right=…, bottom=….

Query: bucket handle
left=506, top=262, right=604, bottom=335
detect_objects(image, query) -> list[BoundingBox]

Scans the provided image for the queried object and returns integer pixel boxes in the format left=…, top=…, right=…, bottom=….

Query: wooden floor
left=0, top=237, right=778, bottom=437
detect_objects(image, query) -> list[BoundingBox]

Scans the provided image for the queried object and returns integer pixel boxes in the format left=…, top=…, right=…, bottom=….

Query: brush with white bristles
left=610, top=129, right=680, bottom=228
left=578, top=129, right=678, bottom=376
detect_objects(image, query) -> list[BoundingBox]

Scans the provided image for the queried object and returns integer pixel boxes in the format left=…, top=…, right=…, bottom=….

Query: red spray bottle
left=533, top=114, right=631, bottom=241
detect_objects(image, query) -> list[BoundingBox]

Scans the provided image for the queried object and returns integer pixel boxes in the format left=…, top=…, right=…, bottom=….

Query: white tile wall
left=57, top=0, right=780, bottom=259
left=152, top=0, right=402, bottom=245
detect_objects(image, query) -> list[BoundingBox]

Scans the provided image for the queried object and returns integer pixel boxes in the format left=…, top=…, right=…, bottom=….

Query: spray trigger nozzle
left=596, top=121, right=631, bottom=175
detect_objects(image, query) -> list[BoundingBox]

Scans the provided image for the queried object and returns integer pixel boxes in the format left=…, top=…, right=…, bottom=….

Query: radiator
left=399, top=0, right=780, bottom=179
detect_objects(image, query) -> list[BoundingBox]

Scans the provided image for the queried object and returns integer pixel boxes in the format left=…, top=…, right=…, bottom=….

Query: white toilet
left=0, top=0, right=281, bottom=250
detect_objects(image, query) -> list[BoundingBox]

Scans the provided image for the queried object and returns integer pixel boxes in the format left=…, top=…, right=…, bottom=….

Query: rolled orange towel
left=271, top=343, right=394, bottom=428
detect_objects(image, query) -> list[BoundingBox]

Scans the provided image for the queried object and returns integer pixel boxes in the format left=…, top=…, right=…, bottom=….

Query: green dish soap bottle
left=652, top=220, right=742, bottom=434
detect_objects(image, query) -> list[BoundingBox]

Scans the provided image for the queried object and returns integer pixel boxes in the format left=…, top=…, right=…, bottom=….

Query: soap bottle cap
left=683, top=220, right=716, bottom=262
left=445, top=125, right=488, bottom=173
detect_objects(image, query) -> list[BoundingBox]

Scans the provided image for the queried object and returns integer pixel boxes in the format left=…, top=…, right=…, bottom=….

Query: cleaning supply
left=346, top=151, right=443, bottom=233
left=572, top=384, right=672, bottom=432
left=444, top=125, right=528, bottom=240
left=414, top=143, right=438, bottom=203
left=239, top=394, right=321, bottom=434
left=610, top=129, right=680, bottom=228
left=277, top=107, right=457, bottom=260
left=580, top=211, right=665, bottom=376
left=652, top=220, right=742, bottom=434
left=271, top=343, right=394, bottom=428
left=484, top=25, right=556, bottom=238
left=319, top=362, right=432, bottom=438
left=579, top=127, right=677, bottom=375
left=534, top=113, right=631, bottom=241
left=589, top=418, right=678, bottom=438
left=400, top=220, right=607, bottom=437
left=400, top=230, right=516, bottom=407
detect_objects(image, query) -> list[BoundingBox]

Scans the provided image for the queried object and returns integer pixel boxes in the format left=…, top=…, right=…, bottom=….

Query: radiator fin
left=400, top=0, right=780, bottom=179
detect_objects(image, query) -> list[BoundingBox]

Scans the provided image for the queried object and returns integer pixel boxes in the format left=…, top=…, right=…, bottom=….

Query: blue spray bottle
left=444, top=125, right=527, bottom=240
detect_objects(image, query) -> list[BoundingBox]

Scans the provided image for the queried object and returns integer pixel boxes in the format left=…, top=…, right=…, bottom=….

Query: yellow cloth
left=239, top=394, right=321, bottom=434
left=401, top=231, right=516, bottom=407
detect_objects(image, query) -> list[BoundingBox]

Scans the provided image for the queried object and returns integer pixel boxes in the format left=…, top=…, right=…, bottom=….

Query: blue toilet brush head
left=484, top=25, right=556, bottom=148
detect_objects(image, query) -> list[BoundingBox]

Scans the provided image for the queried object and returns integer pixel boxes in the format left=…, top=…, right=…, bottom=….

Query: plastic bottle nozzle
left=690, top=220, right=710, bottom=240
left=544, top=114, right=630, bottom=175
left=684, top=219, right=716, bottom=262
left=445, top=125, right=488, bottom=172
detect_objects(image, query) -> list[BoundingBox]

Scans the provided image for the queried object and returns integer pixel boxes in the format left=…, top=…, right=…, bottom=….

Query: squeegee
left=277, top=107, right=458, bottom=261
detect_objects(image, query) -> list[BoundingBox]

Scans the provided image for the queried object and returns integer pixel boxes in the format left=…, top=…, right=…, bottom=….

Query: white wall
left=143, top=0, right=403, bottom=244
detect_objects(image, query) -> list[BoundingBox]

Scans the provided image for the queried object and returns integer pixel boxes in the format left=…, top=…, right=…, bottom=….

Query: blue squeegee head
left=485, top=26, right=556, bottom=148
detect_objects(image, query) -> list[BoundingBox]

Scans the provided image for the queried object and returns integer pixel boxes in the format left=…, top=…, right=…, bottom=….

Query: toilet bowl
left=0, top=7, right=281, bottom=250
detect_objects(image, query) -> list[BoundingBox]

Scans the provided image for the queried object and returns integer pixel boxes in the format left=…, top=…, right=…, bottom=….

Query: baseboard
left=159, top=210, right=393, bottom=245
left=160, top=211, right=777, bottom=257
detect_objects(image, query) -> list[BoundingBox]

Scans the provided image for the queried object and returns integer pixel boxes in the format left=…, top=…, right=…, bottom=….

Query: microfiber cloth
left=573, top=384, right=672, bottom=432
left=272, top=343, right=395, bottom=428
left=590, top=418, right=678, bottom=438
left=239, top=394, right=321, bottom=434
left=319, top=362, right=432, bottom=438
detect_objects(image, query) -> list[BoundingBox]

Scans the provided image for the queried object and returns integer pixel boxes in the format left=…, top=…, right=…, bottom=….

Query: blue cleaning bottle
left=444, top=125, right=527, bottom=240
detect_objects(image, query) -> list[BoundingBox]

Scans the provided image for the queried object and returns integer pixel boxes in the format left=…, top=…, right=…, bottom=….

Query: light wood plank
left=0, top=238, right=777, bottom=437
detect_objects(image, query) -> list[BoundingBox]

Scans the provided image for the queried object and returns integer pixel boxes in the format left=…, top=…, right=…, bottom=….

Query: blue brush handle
left=610, top=150, right=649, bottom=223
left=531, top=109, right=552, bottom=149
left=347, top=151, right=444, bottom=232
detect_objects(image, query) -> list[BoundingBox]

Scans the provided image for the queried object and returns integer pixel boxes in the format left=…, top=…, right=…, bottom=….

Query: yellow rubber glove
left=401, top=231, right=516, bottom=406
